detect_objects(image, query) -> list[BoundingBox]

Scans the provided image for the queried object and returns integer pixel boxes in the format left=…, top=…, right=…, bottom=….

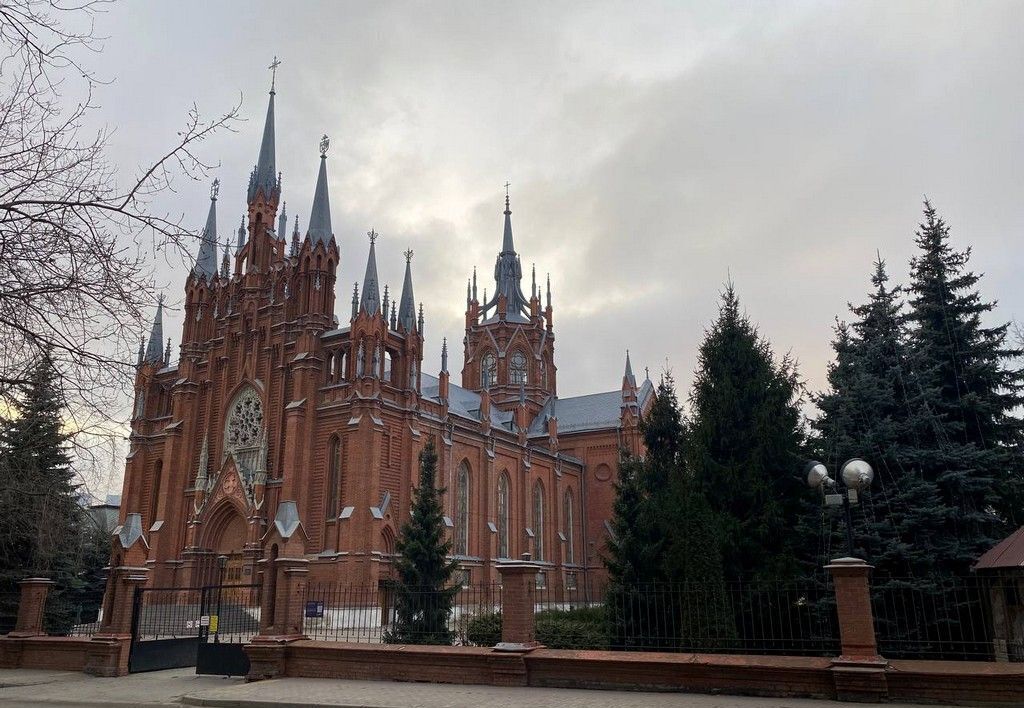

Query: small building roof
left=975, top=526, right=1024, bottom=571
left=527, top=378, right=655, bottom=437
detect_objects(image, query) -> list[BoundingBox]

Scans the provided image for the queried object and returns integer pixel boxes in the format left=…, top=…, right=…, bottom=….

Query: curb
left=180, top=700, right=398, bottom=708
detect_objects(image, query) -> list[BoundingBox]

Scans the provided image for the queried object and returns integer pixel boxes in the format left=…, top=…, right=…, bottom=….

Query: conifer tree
left=687, top=285, right=806, bottom=581
left=384, top=439, right=459, bottom=645
left=0, top=350, right=82, bottom=633
left=904, top=201, right=1023, bottom=570
left=812, top=259, right=947, bottom=579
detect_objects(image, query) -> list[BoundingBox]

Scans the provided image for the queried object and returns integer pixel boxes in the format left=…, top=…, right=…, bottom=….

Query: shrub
left=466, top=607, right=607, bottom=650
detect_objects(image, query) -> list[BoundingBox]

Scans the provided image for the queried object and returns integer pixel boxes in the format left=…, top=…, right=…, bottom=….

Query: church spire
left=192, top=179, right=219, bottom=280
left=247, top=58, right=280, bottom=203
left=484, top=189, right=529, bottom=320
left=306, top=136, right=333, bottom=244
left=236, top=215, right=246, bottom=253
left=398, top=249, right=416, bottom=332
left=144, top=295, right=165, bottom=364
left=359, top=230, right=381, bottom=316
left=623, top=350, right=636, bottom=388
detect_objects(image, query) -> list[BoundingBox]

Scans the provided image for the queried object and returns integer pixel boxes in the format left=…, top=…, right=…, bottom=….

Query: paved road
left=0, top=668, right=932, bottom=708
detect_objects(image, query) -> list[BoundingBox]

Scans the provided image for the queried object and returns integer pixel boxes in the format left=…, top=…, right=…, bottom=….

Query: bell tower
left=462, top=191, right=555, bottom=415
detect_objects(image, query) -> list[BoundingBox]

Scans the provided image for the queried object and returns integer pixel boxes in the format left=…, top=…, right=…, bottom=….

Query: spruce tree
left=0, top=350, right=82, bottom=633
left=687, top=285, right=806, bottom=581
left=384, top=439, right=459, bottom=645
left=811, top=258, right=947, bottom=580
left=905, top=201, right=1023, bottom=571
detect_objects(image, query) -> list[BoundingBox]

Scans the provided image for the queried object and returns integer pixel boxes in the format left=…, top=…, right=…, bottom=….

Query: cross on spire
left=210, top=177, right=219, bottom=201
left=269, top=56, right=281, bottom=91
left=403, top=248, right=414, bottom=263
left=504, top=181, right=511, bottom=211
left=367, top=229, right=378, bottom=244
left=319, top=134, right=330, bottom=157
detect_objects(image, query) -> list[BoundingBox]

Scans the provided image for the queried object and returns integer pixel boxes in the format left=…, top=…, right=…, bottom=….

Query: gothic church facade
left=120, top=75, right=654, bottom=593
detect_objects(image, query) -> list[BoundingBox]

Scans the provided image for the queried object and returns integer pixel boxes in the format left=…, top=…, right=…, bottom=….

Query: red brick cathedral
left=120, top=75, right=654, bottom=593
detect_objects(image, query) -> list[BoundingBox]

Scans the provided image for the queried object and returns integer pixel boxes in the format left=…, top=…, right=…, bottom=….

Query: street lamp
left=806, top=458, right=874, bottom=559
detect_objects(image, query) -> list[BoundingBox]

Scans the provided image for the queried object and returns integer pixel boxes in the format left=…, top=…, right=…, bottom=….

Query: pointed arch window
left=532, top=481, right=545, bottom=561
left=481, top=352, right=496, bottom=389
left=455, top=462, right=470, bottom=556
left=326, top=436, right=342, bottom=519
left=510, top=350, right=528, bottom=385
left=497, top=472, right=510, bottom=559
left=563, top=488, right=575, bottom=565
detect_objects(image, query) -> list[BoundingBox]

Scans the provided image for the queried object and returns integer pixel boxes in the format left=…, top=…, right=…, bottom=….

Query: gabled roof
left=975, top=526, right=1024, bottom=571
left=527, top=379, right=655, bottom=437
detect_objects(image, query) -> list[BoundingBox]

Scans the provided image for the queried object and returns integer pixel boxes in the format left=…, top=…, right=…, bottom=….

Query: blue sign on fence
left=305, top=600, right=324, bottom=618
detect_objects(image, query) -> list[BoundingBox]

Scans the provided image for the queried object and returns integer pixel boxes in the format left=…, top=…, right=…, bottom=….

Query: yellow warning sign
left=209, top=615, right=219, bottom=634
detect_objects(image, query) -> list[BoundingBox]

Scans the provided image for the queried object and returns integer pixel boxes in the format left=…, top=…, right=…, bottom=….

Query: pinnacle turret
left=144, top=296, right=165, bottom=364
left=481, top=191, right=529, bottom=321
left=192, top=180, right=219, bottom=280
left=306, top=136, right=333, bottom=245
left=359, top=231, right=381, bottom=316
left=277, top=202, right=287, bottom=241
left=398, top=249, right=417, bottom=332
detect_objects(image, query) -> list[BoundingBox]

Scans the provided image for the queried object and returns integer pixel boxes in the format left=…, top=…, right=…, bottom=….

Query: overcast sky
left=89, top=0, right=1023, bottom=406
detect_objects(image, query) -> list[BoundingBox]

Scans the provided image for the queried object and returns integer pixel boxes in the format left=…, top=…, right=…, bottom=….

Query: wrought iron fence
left=872, top=575, right=1014, bottom=661
left=200, top=583, right=261, bottom=643
left=302, top=582, right=502, bottom=645
left=132, top=587, right=205, bottom=640
left=537, top=579, right=840, bottom=655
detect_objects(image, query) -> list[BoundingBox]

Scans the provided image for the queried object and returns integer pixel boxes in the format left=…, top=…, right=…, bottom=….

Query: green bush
left=466, top=611, right=502, bottom=647
left=465, top=607, right=607, bottom=650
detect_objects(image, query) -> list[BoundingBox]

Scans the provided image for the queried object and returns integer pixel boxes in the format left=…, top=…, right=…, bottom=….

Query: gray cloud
left=89, top=0, right=1024, bottom=406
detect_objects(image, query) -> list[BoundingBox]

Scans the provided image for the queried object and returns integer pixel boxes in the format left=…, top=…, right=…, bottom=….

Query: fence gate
left=195, top=583, right=261, bottom=676
left=128, top=586, right=202, bottom=673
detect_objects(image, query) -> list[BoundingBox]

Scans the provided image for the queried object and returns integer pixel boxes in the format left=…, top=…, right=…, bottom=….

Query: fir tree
left=687, top=285, right=807, bottom=581
left=384, top=439, right=459, bottom=645
left=905, top=201, right=1023, bottom=571
left=0, top=350, right=82, bottom=633
left=811, top=258, right=947, bottom=580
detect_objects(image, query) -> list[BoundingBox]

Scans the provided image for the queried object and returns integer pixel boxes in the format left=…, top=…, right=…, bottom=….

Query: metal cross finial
left=367, top=229, right=378, bottom=244
left=504, top=181, right=511, bottom=196
left=403, top=248, right=414, bottom=263
left=269, top=56, right=282, bottom=91
left=210, top=178, right=220, bottom=201
left=320, top=134, right=330, bottom=157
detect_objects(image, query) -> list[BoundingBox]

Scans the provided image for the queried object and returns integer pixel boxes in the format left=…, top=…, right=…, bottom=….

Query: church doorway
left=205, top=504, right=252, bottom=598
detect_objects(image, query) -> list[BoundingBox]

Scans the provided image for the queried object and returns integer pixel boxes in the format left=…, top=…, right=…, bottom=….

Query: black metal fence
left=872, top=575, right=1015, bottom=661
left=302, top=582, right=502, bottom=645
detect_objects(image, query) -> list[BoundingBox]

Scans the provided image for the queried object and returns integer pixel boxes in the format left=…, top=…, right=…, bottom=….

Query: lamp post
left=806, top=458, right=874, bottom=559
left=215, top=554, right=228, bottom=644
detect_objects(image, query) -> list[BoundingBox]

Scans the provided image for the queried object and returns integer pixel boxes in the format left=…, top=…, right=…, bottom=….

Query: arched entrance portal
left=204, top=502, right=252, bottom=590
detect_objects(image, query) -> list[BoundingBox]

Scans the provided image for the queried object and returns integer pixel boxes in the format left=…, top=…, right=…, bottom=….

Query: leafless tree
left=0, top=0, right=238, bottom=488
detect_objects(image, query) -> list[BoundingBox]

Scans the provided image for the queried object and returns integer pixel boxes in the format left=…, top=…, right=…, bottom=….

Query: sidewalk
left=0, top=668, right=932, bottom=708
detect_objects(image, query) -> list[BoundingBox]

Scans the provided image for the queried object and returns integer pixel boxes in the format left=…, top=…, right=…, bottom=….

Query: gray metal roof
left=306, top=153, right=333, bottom=244
left=192, top=194, right=218, bottom=280
left=527, top=379, right=655, bottom=436
left=421, top=373, right=515, bottom=430
left=248, top=89, right=279, bottom=202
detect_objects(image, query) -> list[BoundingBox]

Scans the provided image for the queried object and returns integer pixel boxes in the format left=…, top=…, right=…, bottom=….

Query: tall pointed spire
left=220, top=241, right=230, bottom=278
left=144, top=295, right=165, bottom=364
left=398, top=249, right=416, bottom=332
left=192, top=179, right=219, bottom=280
left=624, top=350, right=636, bottom=387
left=306, top=136, right=333, bottom=244
left=484, top=188, right=529, bottom=320
left=441, top=337, right=448, bottom=373
left=359, top=230, right=381, bottom=316
left=247, top=58, right=280, bottom=203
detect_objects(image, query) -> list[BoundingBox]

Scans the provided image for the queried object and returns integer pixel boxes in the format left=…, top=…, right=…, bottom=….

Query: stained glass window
left=510, top=350, right=528, bottom=385
left=481, top=352, right=496, bottom=389
left=326, top=437, right=342, bottom=519
left=533, top=481, right=545, bottom=561
left=563, top=489, right=574, bottom=564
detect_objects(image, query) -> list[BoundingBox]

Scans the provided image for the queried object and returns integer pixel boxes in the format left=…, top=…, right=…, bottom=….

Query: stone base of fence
left=82, top=636, right=131, bottom=677
left=0, top=636, right=94, bottom=672
left=241, top=640, right=1024, bottom=704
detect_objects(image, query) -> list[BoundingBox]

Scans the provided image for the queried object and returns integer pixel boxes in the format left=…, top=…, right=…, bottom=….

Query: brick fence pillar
left=826, top=557, right=888, bottom=702
left=9, top=578, right=55, bottom=638
left=496, top=555, right=542, bottom=652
